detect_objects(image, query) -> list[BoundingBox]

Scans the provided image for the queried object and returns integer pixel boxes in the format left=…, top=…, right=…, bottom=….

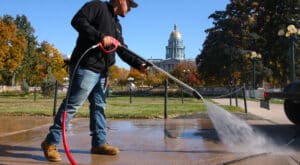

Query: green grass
left=104, top=97, right=206, bottom=118
left=0, top=95, right=244, bottom=118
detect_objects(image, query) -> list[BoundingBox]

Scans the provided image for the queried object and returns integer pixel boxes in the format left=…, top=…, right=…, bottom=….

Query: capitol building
left=149, top=25, right=194, bottom=72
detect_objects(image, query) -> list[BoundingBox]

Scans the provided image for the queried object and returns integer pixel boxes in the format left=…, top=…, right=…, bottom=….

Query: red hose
left=60, top=45, right=98, bottom=165
left=62, top=110, right=77, bottom=165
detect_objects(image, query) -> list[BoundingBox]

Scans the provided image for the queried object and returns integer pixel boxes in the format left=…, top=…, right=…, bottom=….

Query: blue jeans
left=45, top=66, right=108, bottom=147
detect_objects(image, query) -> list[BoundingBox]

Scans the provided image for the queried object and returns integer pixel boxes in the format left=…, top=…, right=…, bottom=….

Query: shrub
left=41, top=78, right=57, bottom=97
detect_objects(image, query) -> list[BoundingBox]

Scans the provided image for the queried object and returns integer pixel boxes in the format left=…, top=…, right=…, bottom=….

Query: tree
left=196, top=0, right=300, bottom=87
left=0, top=14, right=69, bottom=87
left=14, top=14, right=39, bottom=86
left=35, top=41, right=67, bottom=85
left=170, top=62, right=201, bottom=87
left=50, top=46, right=67, bottom=84
left=128, top=68, right=145, bottom=86
left=109, top=65, right=121, bottom=87
left=258, top=0, right=300, bottom=86
left=0, top=15, right=26, bottom=85
left=143, top=69, right=165, bottom=87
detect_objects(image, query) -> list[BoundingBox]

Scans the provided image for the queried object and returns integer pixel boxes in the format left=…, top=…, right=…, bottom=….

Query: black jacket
left=70, top=1, right=142, bottom=74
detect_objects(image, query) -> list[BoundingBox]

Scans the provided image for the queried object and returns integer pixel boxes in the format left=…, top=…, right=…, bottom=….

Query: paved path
left=1, top=100, right=300, bottom=164
left=0, top=118, right=244, bottom=165
left=212, top=98, right=293, bottom=125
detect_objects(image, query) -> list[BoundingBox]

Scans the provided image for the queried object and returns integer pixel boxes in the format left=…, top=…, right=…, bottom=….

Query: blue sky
left=0, top=0, right=229, bottom=68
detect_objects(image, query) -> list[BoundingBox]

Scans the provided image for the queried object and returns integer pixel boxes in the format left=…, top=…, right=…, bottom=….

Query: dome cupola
left=166, top=24, right=185, bottom=60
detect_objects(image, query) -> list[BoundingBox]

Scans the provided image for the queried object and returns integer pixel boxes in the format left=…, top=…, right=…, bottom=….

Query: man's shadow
left=0, top=144, right=90, bottom=163
left=0, top=144, right=45, bottom=162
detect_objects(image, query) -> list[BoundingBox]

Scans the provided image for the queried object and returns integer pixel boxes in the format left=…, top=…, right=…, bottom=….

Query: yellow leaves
left=0, top=17, right=26, bottom=73
left=35, top=64, right=44, bottom=71
left=109, top=65, right=121, bottom=81
left=287, top=24, right=298, bottom=34
left=144, top=70, right=165, bottom=86
left=108, top=65, right=168, bottom=88
left=37, top=41, right=67, bottom=84
left=0, top=15, right=68, bottom=86
left=278, top=25, right=299, bottom=37
left=251, top=1, right=259, bottom=7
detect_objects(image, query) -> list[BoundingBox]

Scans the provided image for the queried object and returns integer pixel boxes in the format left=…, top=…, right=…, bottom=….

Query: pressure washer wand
left=95, top=37, right=203, bottom=100
left=151, top=61, right=203, bottom=100
left=116, top=45, right=203, bottom=100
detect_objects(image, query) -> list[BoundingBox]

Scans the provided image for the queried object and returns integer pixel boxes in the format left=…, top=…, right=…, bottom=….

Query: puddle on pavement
left=106, top=119, right=218, bottom=140
left=163, top=119, right=218, bottom=140
left=0, top=116, right=52, bottom=134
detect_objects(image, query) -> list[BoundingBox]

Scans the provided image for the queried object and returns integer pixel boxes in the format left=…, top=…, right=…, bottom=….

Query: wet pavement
left=1, top=102, right=300, bottom=164
left=0, top=116, right=53, bottom=138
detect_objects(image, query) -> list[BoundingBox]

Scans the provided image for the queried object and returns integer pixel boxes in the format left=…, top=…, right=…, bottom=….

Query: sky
left=0, top=0, right=229, bottom=68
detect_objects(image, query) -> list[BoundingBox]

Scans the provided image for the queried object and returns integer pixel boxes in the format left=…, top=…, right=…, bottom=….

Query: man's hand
left=102, top=36, right=116, bottom=47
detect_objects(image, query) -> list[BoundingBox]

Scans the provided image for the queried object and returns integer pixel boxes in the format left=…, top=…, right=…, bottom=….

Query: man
left=41, top=0, right=145, bottom=162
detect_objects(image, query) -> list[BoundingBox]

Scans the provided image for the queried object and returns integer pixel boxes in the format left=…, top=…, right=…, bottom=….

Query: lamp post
left=278, top=24, right=300, bottom=82
left=127, top=77, right=134, bottom=104
left=246, top=51, right=262, bottom=90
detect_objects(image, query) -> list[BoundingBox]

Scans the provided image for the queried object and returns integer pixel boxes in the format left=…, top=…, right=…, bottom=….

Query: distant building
left=149, top=25, right=194, bottom=72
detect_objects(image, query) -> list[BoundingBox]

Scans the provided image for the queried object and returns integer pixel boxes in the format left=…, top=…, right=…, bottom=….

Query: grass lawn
left=0, top=94, right=244, bottom=119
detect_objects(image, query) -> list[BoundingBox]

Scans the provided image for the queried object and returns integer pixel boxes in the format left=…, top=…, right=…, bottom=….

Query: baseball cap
left=128, top=0, right=138, bottom=8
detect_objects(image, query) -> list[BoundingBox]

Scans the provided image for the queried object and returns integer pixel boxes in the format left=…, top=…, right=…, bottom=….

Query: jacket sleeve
left=71, top=2, right=104, bottom=42
left=117, top=46, right=150, bottom=71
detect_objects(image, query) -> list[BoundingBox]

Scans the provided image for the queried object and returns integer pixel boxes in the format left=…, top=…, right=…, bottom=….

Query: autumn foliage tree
left=0, top=14, right=67, bottom=89
left=170, top=61, right=202, bottom=87
left=109, top=65, right=121, bottom=83
left=109, top=65, right=129, bottom=89
left=14, top=15, right=39, bottom=86
left=128, top=68, right=145, bottom=86
left=35, top=41, right=67, bottom=84
left=0, top=15, right=26, bottom=85
left=144, top=69, right=166, bottom=87
left=108, top=65, right=166, bottom=89
left=108, top=63, right=201, bottom=90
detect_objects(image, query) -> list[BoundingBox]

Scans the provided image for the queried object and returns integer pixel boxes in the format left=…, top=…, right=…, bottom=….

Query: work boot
left=91, top=144, right=120, bottom=155
left=41, top=140, right=61, bottom=162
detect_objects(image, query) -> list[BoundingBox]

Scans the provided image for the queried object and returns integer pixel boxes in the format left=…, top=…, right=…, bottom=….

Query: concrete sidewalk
left=0, top=117, right=247, bottom=165
left=212, top=98, right=293, bottom=125
left=0, top=100, right=299, bottom=165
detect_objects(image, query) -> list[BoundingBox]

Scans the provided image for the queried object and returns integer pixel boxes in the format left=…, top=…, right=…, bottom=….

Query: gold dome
left=170, top=25, right=182, bottom=39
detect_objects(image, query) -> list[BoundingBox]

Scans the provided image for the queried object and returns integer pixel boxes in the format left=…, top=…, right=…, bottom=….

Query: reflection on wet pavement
left=0, top=116, right=299, bottom=165
left=0, top=116, right=52, bottom=134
